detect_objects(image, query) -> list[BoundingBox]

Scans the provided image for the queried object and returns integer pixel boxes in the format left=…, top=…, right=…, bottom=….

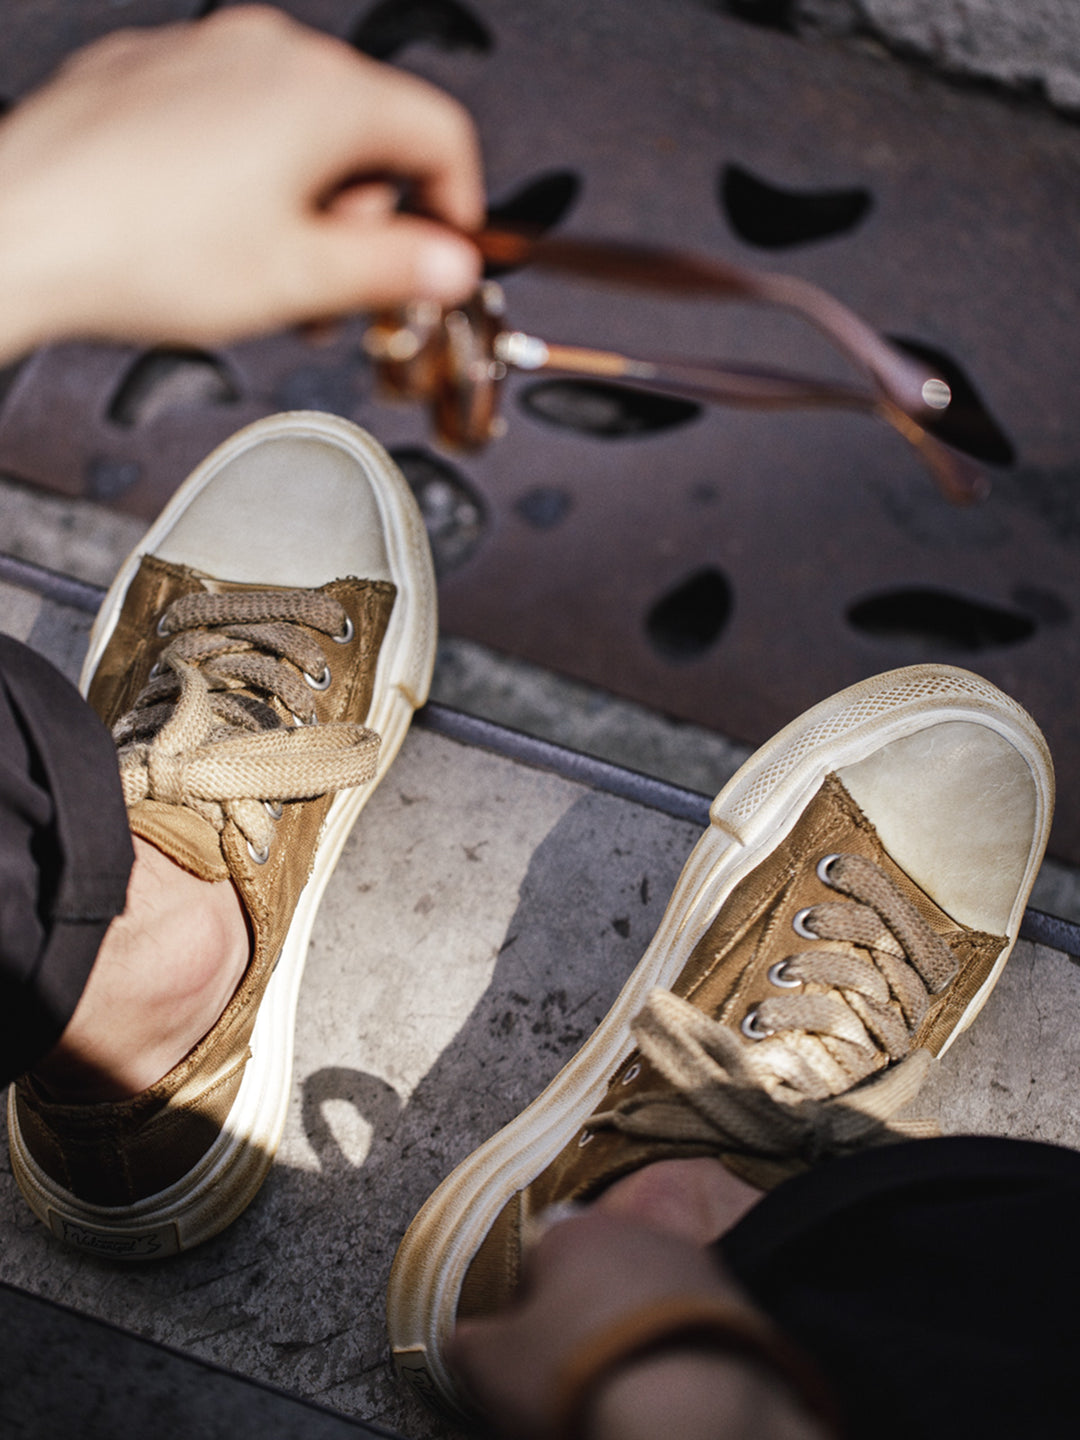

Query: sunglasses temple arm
left=504, top=337, right=986, bottom=504
left=745, top=271, right=939, bottom=419
left=522, top=340, right=875, bottom=410
left=875, top=399, right=989, bottom=505
left=479, top=231, right=945, bottom=422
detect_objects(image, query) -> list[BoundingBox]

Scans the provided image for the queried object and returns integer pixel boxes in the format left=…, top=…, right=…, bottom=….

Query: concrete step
left=1, top=532, right=1079, bottom=1439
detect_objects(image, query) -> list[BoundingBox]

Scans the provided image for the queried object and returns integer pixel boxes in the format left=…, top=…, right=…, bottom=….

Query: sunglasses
left=363, top=229, right=986, bottom=506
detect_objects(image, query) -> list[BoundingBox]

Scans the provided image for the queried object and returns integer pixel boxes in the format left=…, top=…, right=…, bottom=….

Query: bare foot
left=32, top=836, right=248, bottom=1101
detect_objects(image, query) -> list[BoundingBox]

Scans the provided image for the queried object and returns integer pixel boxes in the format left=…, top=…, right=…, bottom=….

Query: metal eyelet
left=817, top=853, right=842, bottom=886
left=247, top=840, right=270, bottom=865
left=264, top=801, right=283, bottom=821
left=768, top=960, right=802, bottom=989
left=577, top=1129, right=594, bottom=1147
left=621, top=1062, right=641, bottom=1086
left=792, top=907, right=819, bottom=941
left=741, top=1008, right=773, bottom=1041
left=148, top=660, right=163, bottom=680
left=304, top=665, right=332, bottom=691
left=155, top=613, right=171, bottom=637
left=333, top=615, right=354, bottom=645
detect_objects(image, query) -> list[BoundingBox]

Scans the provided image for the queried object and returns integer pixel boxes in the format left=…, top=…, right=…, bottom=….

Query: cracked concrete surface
left=920, top=942, right=1080, bottom=1144
left=1, top=574, right=1079, bottom=1438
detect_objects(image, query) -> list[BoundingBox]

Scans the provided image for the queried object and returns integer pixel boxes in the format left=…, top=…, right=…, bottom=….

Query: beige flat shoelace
left=592, top=854, right=958, bottom=1163
left=114, top=589, right=380, bottom=857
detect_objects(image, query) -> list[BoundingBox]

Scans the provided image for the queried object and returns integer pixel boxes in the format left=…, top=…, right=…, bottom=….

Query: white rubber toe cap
left=149, top=415, right=396, bottom=587
left=839, top=720, right=1043, bottom=935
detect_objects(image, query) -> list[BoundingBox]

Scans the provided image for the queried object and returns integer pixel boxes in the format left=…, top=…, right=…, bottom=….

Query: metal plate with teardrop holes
left=2, top=0, right=1080, bottom=861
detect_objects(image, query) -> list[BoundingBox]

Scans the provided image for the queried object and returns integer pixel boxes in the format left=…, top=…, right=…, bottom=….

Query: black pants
left=722, top=1134, right=1080, bottom=1437
left=3, top=634, right=1078, bottom=1433
left=0, top=634, right=132, bottom=1083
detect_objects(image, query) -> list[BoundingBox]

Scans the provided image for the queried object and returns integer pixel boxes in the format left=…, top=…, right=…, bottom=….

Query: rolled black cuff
left=0, top=635, right=133, bottom=1081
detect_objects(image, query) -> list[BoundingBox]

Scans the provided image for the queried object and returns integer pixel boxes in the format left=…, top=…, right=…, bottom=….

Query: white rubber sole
left=8, top=413, right=437, bottom=1259
left=386, top=663, right=1053, bottom=1413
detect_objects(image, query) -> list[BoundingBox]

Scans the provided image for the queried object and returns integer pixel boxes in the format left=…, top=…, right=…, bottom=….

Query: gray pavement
left=2, top=473, right=1080, bottom=1438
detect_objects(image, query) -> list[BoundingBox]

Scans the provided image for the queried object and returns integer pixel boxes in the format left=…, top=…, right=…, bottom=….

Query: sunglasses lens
left=432, top=288, right=506, bottom=448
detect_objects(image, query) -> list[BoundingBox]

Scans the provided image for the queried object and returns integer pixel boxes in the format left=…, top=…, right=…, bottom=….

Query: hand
left=0, top=6, right=484, bottom=359
left=448, top=1209, right=833, bottom=1440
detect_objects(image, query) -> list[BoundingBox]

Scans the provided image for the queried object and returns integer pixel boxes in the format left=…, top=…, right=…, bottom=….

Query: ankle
left=32, top=837, right=249, bottom=1102
left=591, top=1348, right=832, bottom=1440
left=595, top=1158, right=763, bottom=1244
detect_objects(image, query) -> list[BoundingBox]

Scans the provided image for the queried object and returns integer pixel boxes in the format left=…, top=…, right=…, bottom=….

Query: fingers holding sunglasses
left=304, top=208, right=482, bottom=316
left=296, top=44, right=485, bottom=314
left=0, top=8, right=486, bottom=353
left=320, top=52, right=486, bottom=238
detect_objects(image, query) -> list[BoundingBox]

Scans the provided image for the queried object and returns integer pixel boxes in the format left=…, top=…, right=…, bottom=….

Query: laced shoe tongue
left=114, top=580, right=380, bottom=878
left=584, top=848, right=959, bottom=1167
left=128, top=799, right=230, bottom=883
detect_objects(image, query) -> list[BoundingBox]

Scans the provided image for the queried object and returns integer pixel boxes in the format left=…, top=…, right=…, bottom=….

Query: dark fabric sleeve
left=720, top=1134, right=1080, bottom=1440
left=0, top=634, right=133, bottom=1082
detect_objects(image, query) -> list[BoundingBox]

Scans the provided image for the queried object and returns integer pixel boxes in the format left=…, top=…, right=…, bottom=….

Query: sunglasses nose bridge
left=364, top=284, right=511, bottom=449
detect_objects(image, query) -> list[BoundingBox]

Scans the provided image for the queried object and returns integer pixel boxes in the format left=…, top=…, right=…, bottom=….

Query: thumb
left=301, top=213, right=482, bottom=315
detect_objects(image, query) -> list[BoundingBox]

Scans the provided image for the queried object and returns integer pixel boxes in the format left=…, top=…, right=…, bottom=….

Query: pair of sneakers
left=8, top=415, right=1053, bottom=1418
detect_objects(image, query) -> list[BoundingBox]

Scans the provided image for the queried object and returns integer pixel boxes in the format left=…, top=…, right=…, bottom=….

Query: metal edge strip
left=7, top=550, right=1079, bottom=958
left=420, top=703, right=1080, bottom=957
left=1019, top=909, right=1080, bottom=958
left=416, top=701, right=714, bottom=827
left=0, top=551, right=105, bottom=614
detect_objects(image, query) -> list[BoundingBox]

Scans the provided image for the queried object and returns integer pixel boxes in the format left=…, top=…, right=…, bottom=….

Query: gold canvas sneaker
left=8, top=412, right=436, bottom=1259
left=387, top=665, right=1053, bottom=1416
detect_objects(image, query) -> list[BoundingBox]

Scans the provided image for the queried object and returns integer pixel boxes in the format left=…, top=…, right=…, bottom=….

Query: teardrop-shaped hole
left=485, top=171, right=581, bottom=274
left=390, top=446, right=486, bottom=574
left=888, top=337, right=1015, bottom=466
left=520, top=380, right=701, bottom=439
left=108, top=350, right=239, bottom=428
left=720, top=164, right=873, bottom=248
left=351, top=0, right=493, bottom=60
left=515, top=487, right=573, bottom=530
left=848, top=588, right=1035, bottom=651
left=646, top=567, right=733, bottom=661
left=725, top=0, right=797, bottom=31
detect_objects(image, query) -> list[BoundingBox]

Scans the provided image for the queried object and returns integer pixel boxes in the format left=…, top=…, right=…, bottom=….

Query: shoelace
left=114, top=589, right=379, bottom=859
left=591, top=853, right=958, bottom=1162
